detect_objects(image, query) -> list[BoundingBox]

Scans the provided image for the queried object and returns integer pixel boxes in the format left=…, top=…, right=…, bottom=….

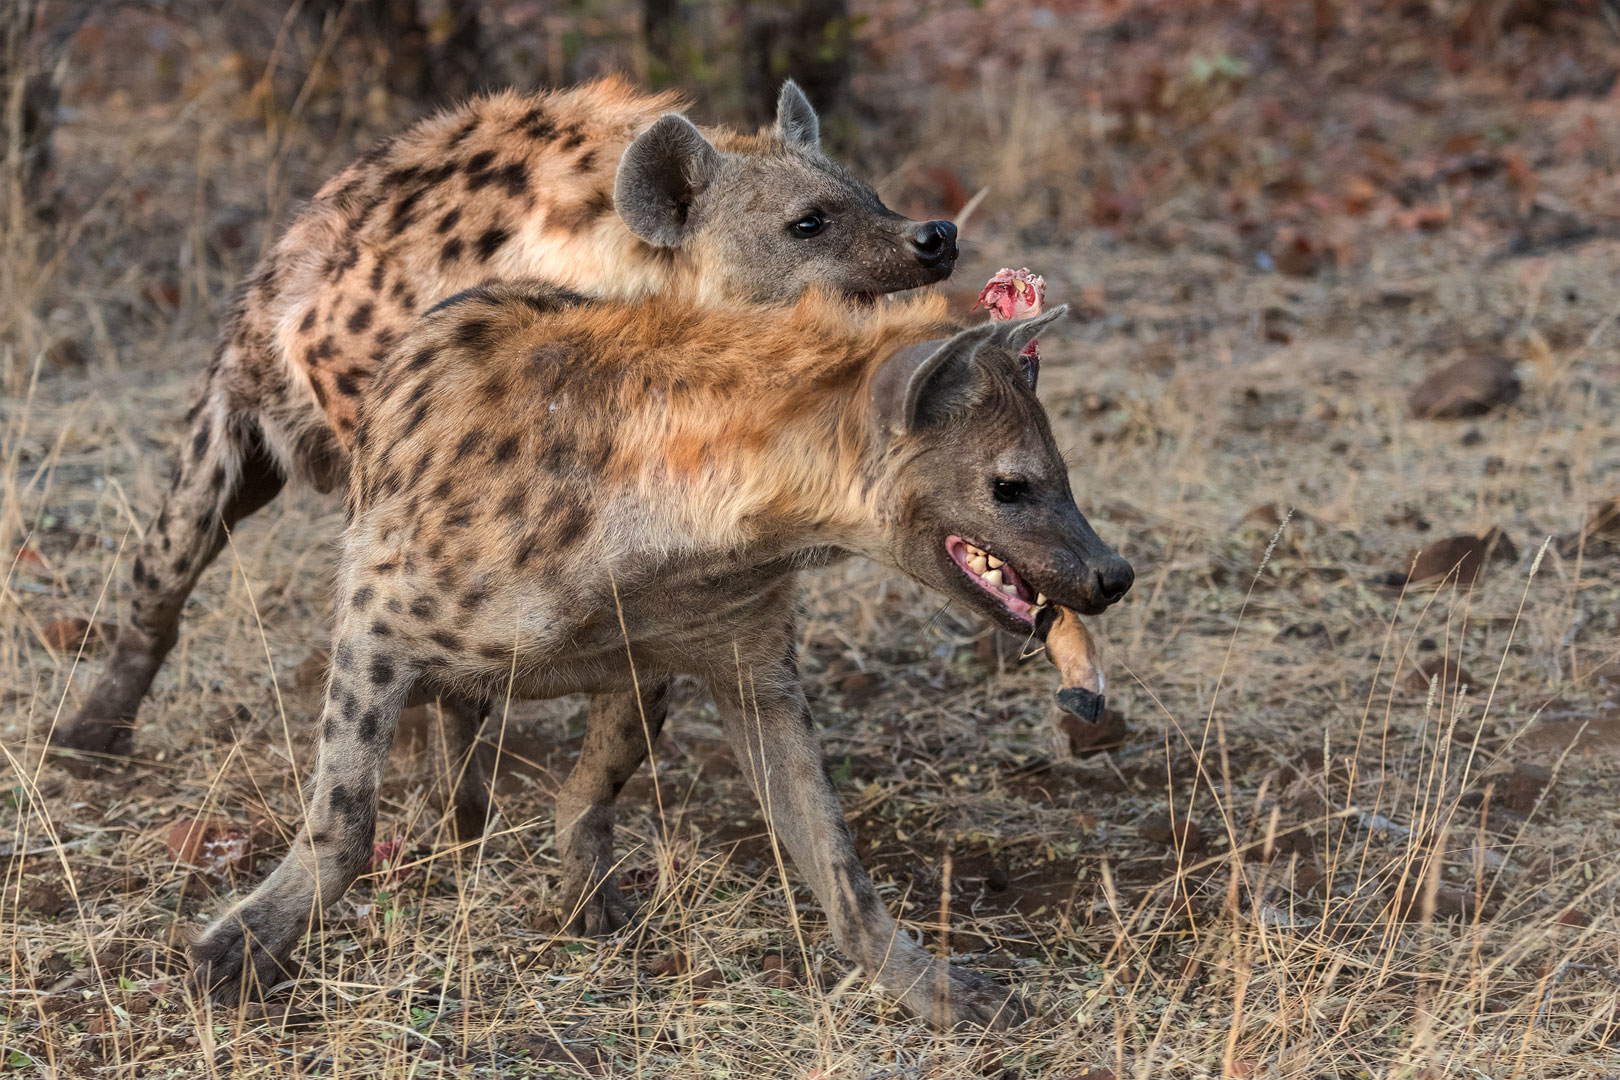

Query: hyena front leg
left=707, top=637, right=1024, bottom=1030
left=555, top=682, right=671, bottom=936
left=52, top=382, right=286, bottom=760
left=190, top=632, right=416, bottom=1004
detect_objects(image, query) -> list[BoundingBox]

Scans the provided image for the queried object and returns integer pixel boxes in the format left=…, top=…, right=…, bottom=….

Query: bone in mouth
left=1044, top=607, right=1106, bottom=725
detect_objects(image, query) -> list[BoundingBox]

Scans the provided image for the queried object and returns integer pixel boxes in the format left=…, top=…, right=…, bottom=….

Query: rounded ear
left=774, top=80, right=821, bottom=150
left=614, top=115, right=722, bottom=247
left=871, top=324, right=998, bottom=434
left=995, top=304, right=1070, bottom=356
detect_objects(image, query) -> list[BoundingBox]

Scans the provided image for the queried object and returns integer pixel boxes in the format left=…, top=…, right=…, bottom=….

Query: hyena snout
left=1088, top=553, right=1135, bottom=608
left=907, top=220, right=958, bottom=269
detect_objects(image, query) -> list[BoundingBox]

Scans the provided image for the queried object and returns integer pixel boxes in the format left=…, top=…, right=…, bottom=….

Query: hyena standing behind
left=53, top=77, right=958, bottom=762
left=190, top=282, right=1134, bottom=1028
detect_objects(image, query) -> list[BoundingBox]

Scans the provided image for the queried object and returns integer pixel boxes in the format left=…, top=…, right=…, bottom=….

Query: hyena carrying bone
left=189, top=282, right=1134, bottom=1029
left=52, top=78, right=958, bottom=771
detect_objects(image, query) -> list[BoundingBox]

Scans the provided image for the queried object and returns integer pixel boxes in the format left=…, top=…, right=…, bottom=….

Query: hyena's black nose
left=908, top=220, right=958, bottom=267
left=1094, top=557, right=1134, bottom=605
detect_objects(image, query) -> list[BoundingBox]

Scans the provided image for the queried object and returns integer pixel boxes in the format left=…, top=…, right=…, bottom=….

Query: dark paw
left=188, top=911, right=297, bottom=1005
left=561, top=881, right=636, bottom=938
left=48, top=715, right=134, bottom=772
left=910, top=964, right=1027, bottom=1031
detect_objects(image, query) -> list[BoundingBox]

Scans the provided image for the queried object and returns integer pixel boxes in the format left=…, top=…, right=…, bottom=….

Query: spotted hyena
left=188, top=282, right=1133, bottom=1028
left=52, top=77, right=958, bottom=763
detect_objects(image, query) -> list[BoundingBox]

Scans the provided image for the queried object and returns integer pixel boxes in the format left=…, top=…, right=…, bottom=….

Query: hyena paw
left=562, top=879, right=636, bottom=938
left=48, top=713, right=134, bottom=766
left=188, top=909, right=298, bottom=1005
left=905, top=963, right=1027, bottom=1031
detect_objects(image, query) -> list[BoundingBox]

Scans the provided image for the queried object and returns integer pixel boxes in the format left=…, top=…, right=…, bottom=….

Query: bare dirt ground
left=3, top=2, right=1619, bottom=1077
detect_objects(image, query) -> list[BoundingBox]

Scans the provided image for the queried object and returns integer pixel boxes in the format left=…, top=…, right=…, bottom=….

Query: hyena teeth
left=1036, top=592, right=1048, bottom=606
left=967, top=553, right=988, bottom=574
left=986, top=555, right=1004, bottom=569
left=982, top=568, right=1003, bottom=586
left=999, top=583, right=1017, bottom=596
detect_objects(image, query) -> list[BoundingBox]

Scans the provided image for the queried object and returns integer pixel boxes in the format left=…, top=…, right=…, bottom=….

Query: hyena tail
left=49, top=341, right=293, bottom=759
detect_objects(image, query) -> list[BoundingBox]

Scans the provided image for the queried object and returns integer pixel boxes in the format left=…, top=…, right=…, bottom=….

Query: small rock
left=1140, top=812, right=1205, bottom=855
left=1409, top=355, right=1520, bottom=419
left=985, top=862, right=1011, bottom=893
left=1500, top=762, right=1553, bottom=812
left=41, top=617, right=115, bottom=654
left=1401, top=529, right=1515, bottom=587
left=20, top=879, right=71, bottom=917
left=760, top=952, right=799, bottom=988
left=649, top=951, right=690, bottom=978
left=1052, top=705, right=1128, bottom=759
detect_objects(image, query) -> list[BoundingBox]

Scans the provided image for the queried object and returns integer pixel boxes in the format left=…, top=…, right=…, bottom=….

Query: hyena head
left=868, top=308, right=1135, bottom=633
left=614, top=81, right=958, bottom=303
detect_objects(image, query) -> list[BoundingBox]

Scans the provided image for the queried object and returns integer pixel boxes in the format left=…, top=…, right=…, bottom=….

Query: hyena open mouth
left=946, top=535, right=1051, bottom=625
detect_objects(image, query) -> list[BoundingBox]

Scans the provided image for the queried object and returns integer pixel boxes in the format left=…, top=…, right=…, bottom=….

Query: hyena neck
left=636, top=293, right=956, bottom=561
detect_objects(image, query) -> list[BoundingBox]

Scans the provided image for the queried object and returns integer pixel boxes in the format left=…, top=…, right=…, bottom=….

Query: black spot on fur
left=359, top=710, right=379, bottom=742
left=515, top=107, right=555, bottom=141
left=447, top=118, right=479, bottom=147
left=464, top=150, right=495, bottom=175
left=369, top=261, right=387, bottom=292
left=409, top=596, right=438, bottom=619
left=575, top=149, right=597, bottom=173
left=496, top=490, right=525, bottom=517
left=435, top=209, right=461, bottom=234
left=402, top=401, right=431, bottom=437
left=454, top=319, right=493, bottom=349
left=440, top=237, right=463, bottom=266
left=460, top=589, right=488, bottom=611
left=347, top=303, right=374, bottom=334
left=429, top=630, right=462, bottom=651
left=307, top=336, right=336, bottom=367
left=299, top=308, right=317, bottom=333
left=475, top=226, right=511, bottom=261
left=191, top=420, right=211, bottom=460
left=386, top=598, right=404, bottom=614
left=370, top=656, right=395, bottom=686
left=453, top=431, right=485, bottom=462
left=371, top=621, right=391, bottom=636
left=352, top=586, right=374, bottom=610
left=335, top=371, right=363, bottom=397
left=336, top=644, right=355, bottom=670
left=327, top=244, right=360, bottom=282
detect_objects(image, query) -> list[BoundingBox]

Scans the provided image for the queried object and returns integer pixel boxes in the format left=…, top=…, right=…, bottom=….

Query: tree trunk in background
left=737, top=0, right=851, bottom=129
left=643, top=0, right=680, bottom=84
left=306, top=0, right=487, bottom=102
left=1, top=0, right=62, bottom=219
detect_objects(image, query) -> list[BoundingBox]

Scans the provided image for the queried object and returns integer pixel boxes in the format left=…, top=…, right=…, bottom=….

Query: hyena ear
left=872, top=324, right=998, bottom=434
left=615, top=114, right=723, bottom=247
left=774, top=80, right=821, bottom=150
left=994, top=305, right=1070, bottom=358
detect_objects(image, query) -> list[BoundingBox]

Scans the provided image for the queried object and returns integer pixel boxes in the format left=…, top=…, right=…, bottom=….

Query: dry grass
left=3, top=3, right=1620, bottom=1077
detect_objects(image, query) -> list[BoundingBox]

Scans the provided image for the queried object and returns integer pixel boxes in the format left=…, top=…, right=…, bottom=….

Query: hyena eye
left=992, top=478, right=1031, bottom=505
left=789, top=212, right=827, bottom=238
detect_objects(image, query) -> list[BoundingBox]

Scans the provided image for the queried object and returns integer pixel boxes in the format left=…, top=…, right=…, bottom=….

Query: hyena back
left=54, top=77, right=958, bottom=760
left=189, top=282, right=1132, bottom=1028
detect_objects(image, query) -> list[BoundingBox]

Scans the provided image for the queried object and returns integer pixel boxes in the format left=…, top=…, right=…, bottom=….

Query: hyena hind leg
left=555, top=681, right=671, bottom=937
left=426, top=693, right=492, bottom=843
left=51, top=391, right=286, bottom=762
left=191, top=627, right=415, bottom=1004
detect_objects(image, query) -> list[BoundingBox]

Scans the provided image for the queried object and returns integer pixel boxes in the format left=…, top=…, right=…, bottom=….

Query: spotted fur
left=189, top=283, right=1132, bottom=1029
left=52, top=79, right=959, bottom=760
